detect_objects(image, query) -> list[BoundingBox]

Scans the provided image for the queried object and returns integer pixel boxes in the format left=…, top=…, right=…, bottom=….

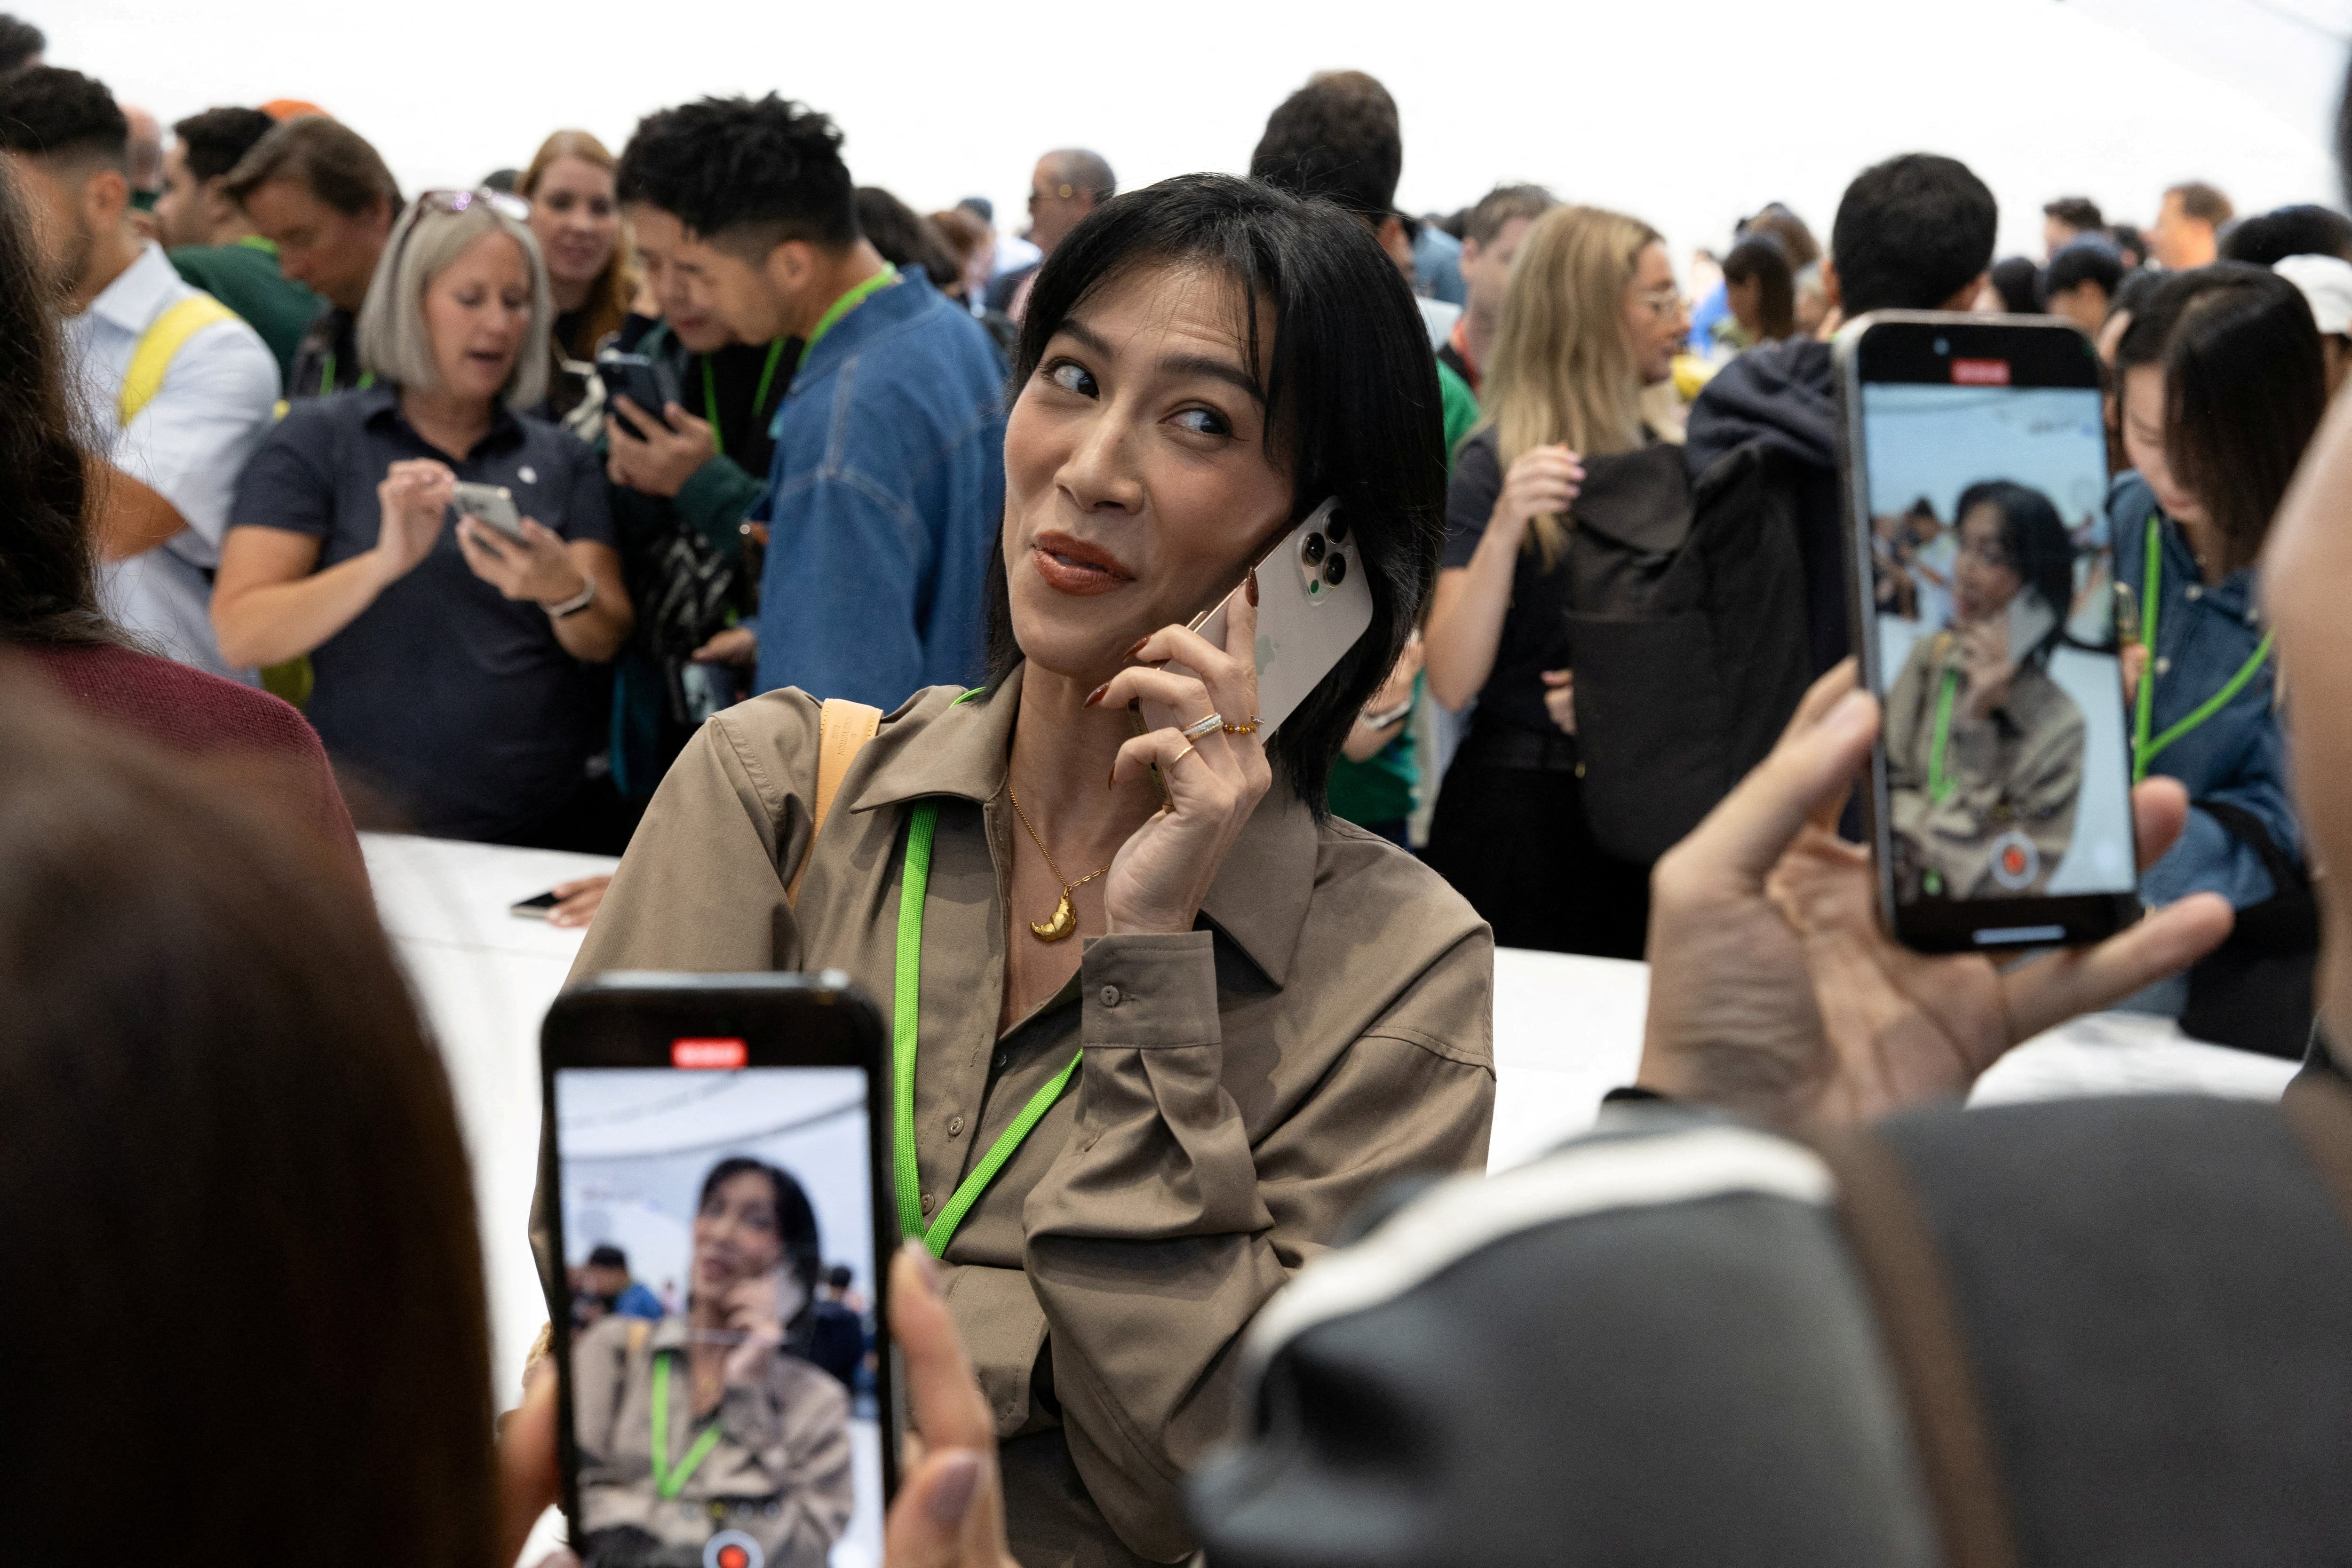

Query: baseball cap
left=2275, top=253, right=2352, bottom=337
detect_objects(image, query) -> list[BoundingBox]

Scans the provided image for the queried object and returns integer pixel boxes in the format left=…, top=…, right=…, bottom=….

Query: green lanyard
left=893, top=790, right=1083, bottom=1259
left=317, top=350, right=373, bottom=396
left=1926, top=663, right=1962, bottom=806
left=648, top=1352, right=726, bottom=1500
left=798, top=264, right=898, bottom=372
left=701, top=339, right=787, bottom=460
left=2132, top=513, right=2273, bottom=781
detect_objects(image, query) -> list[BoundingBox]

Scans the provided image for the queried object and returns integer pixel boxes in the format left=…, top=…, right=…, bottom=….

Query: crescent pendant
left=1030, top=892, right=1079, bottom=943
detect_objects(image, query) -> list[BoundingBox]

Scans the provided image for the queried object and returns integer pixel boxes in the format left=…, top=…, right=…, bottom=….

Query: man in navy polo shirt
left=650, top=94, right=1005, bottom=709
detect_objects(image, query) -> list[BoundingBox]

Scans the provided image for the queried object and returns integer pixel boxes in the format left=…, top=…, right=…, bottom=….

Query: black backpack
left=1560, top=438, right=1814, bottom=863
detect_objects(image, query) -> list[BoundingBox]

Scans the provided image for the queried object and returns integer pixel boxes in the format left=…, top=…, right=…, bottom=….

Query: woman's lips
left=1031, top=532, right=1134, bottom=596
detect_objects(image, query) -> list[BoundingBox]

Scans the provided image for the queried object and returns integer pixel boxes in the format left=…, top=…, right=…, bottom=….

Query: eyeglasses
left=385, top=187, right=536, bottom=293
left=418, top=187, right=531, bottom=222
left=1635, top=284, right=1686, bottom=318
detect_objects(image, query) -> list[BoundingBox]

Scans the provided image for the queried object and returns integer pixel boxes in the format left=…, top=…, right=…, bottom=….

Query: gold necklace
left=1007, top=784, right=1112, bottom=943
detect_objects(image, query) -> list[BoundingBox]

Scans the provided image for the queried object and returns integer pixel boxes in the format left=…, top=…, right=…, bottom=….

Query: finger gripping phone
left=597, top=350, right=683, bottom=439
left=1173, top=497, right=1375, bottom=738
left=541, top=974, right=897, bottom=1568
left=450, top=481, right=527, bottom=543
left=1837, top=313, right=2139, bottom=952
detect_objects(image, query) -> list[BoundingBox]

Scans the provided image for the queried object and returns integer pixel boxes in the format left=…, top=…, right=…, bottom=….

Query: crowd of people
left=8, top=7, right=2352, bottom=1564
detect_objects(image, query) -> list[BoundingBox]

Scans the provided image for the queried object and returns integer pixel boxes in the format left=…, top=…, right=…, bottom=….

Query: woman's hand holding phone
left=1093, top=572, right=1274, bottom=938
left=605, top=395, right=717, bottom=499
left=719, top=1265, right=797, bottom=1387
left=1634, top=661, right=2235, bottom=1130
left=456, top=516, right=590, bottom=608
left=1955, top=618, right=2018, bottom=722
left=371, top=458, right=455, bottom=588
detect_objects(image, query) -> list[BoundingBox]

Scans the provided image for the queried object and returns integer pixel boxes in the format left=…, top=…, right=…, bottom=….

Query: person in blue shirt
left=643, top=95, right=1006, bottom=710
left=2109, top=263, right=2325, bottom=917
left=581, top=1243, right=666, bottom=1322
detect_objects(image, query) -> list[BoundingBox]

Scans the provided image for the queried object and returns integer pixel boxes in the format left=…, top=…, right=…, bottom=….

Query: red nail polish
left=1084, top=683, right=1107, bottom=707
left=1126, top=637, right=1150, bottom=660
left=1246, top=569, right=1259, bottom=608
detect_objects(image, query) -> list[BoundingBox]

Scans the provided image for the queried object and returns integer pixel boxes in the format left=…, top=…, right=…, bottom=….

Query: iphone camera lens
left=1323, top=554, right=1346, bottom=586
left=1302, top=532, right=1327, bottom=565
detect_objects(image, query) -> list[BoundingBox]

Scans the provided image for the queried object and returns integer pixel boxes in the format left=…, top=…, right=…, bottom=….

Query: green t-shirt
left=1325, top=357, right=1480, bottom=832
left=168, top=238, right=319, bottom=391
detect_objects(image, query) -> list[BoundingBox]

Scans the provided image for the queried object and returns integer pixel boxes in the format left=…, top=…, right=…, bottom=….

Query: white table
left=366, top=832, right=2299, bottom=1398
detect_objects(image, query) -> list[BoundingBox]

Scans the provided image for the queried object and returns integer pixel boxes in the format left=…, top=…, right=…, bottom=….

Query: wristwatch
left=544, top=576, right=597, bottom=618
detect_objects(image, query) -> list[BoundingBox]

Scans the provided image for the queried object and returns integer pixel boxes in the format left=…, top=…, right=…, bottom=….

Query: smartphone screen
left=1842, top=317, right=2138, bottom=950
left=544, top=978, right=892, bottom=1568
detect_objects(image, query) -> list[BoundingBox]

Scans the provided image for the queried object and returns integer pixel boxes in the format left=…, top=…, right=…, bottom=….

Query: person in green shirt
left=154, top=107, right=320, bottom=390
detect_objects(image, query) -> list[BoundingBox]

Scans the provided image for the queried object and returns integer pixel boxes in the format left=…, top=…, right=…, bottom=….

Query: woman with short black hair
left=1883, top=480, right=2086, bottom=900
left=2108, top=263, right=2321, bottom=1024
left=569, top=172, right=1493, bottom=1567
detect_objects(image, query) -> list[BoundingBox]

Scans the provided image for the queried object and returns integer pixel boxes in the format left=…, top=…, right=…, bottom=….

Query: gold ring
left=1221, top=717, right=1261, bottom=735
left=1180, top=713, right=1224, bottom=740
left=1168, top=742, right=1199, bottom=768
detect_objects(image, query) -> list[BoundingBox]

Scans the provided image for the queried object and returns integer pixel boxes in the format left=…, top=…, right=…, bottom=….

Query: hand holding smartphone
left=541, top=975, right=895, bottom=1568
left=1837, top=313, right=2137, bottom=950
left=451, top=481, right=528, bottom=544
left=1167, top=497, right=1374, bottom=739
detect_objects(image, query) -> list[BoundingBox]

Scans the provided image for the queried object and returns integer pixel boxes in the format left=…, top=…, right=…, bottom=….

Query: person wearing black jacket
left=1685, top=154, right=1998, bottom=678
left=603, top=109, right=802, bottom=805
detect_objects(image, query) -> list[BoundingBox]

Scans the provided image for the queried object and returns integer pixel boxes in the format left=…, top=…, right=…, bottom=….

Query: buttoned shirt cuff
left=1080, top=932, right=1220, bottom=1048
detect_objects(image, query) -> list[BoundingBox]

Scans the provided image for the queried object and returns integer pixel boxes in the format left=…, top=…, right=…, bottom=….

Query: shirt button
left=993, top=1051, right=1009, bottom=1070
left=947, top=1116, right=965, bottom=1137
left=2155, top=656, right=2172, bottom=675
left=920, top=1191, right=935, bottom=1216
left=2185, top=585, right=2202, bottom=601
left=1098, top=984, right=1122, bottom=1008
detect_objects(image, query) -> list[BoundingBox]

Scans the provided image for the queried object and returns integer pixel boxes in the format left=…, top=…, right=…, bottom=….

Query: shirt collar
left=357, top=382, right=529, bottom=455
left=84, top=242, right=181, bottom=334
left=851, top=663, right=1319, bottom=985
left=2153, top=511, right=2260, bottom=620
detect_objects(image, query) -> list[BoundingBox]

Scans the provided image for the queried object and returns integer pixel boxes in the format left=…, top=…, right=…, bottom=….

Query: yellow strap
left=786, top=698, right=884, bottom=908
left=119, top=294, right=240, bottom=426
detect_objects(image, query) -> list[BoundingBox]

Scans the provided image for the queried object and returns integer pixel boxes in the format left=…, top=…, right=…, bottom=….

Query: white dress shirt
left=65, top=242, right=279, bottom=681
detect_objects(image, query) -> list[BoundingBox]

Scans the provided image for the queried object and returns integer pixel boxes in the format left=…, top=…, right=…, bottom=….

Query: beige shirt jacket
left=1884, top=631, right=2087, bottom=900
left=570, top=1314, right=853, bottom=1567
left=564, top=667, right=1496, bottom=1567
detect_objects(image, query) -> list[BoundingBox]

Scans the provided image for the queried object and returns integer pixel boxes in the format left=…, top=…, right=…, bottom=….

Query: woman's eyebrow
left=1052, top=316, right=1263, bottom=404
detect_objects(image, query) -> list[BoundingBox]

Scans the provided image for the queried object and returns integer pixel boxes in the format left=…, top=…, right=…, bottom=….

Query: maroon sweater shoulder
left=21, top=642, right=364, bottom=868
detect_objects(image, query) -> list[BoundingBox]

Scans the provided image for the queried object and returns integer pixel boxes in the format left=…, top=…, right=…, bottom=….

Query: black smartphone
left=540, top=974, right=896, bottom=1568
left=512, top=889, right=564, bottom=919
left=1836, top=312, right=2140, bottom=952
left=597, top=351, right=683, bottom=439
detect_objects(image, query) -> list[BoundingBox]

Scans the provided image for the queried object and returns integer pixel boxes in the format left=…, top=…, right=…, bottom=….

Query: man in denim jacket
left=648, top=94, right=1006, bottom=710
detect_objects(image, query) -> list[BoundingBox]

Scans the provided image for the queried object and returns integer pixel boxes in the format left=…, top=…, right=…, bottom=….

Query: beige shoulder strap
left=626, top=1318, right=652, bottom=1358
left=786, top=698, right=884, bottom=908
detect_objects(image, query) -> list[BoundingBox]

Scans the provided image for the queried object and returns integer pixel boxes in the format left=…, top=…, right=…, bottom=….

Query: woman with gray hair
left=214, top=190, right=636, bottom=849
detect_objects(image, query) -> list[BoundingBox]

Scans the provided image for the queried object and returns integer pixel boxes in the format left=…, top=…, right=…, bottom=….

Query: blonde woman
left=213, top=191, right=635, bottom=849
left=519, top=130, right=638, bottom=425
left=1421, top=204, right=1686, bottom=955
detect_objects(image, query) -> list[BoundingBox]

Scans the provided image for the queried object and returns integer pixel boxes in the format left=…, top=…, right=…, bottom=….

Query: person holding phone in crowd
left=1883, top=480, right=2086, bottom=900
left=564, top=173, right=1494, bottom=1568
left=212, top=191, right=636, bottom=849
left=519, top=130, right=635, bottom=429
left=1421, top=204, right=1688, bottom=957
left=568, top=1157, right=852, bottom=1567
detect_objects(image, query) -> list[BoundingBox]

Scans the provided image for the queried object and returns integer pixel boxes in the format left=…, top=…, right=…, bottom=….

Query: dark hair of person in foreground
left=985, top=172, right=1447, bottom=814
left=2116, top=263, right=2327, bottom=574
left=0, top=676, right=497, bottom=1565
left=0, top=158, right=102, bottom=643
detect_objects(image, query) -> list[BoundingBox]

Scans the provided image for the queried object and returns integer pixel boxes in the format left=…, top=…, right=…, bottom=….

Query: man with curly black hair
left=0, top=65, right=276, bottom=681
left=617, top=95, right=1005, bottom=711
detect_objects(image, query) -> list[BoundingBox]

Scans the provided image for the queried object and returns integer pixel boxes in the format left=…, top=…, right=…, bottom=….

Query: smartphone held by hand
left=451, top=481, right=528, bottom=544
left=1836, top=313, right=2139, bottom=952
left=1170, top=497, right=1374, bottom=737
left=540, top=975, right=896, bottom=1568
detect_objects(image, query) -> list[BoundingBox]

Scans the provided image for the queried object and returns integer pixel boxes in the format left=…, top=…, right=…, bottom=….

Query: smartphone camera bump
left=1301, top=529, right=1329, bottom=601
